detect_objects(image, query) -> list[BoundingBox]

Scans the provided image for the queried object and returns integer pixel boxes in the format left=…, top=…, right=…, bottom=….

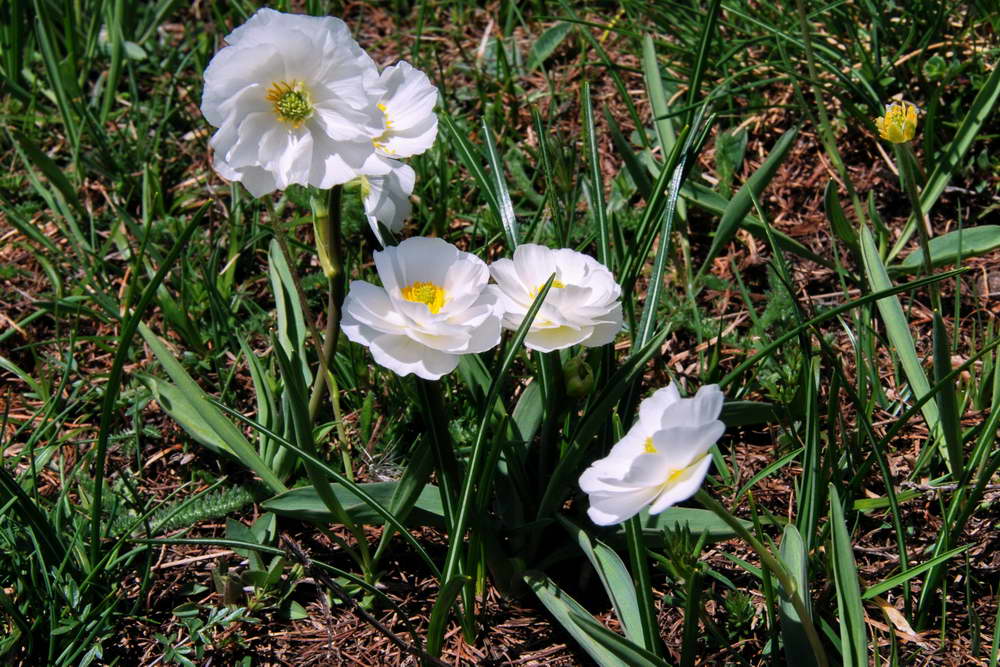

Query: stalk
left=695, top=490, right=829, bottom=666
left=894, top=143, right=942, bottom=313
left=307, top=186, right=353, bottom=477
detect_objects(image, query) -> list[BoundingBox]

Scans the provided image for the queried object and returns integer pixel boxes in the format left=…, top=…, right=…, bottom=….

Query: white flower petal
left=341, top=237, right=502, bottom=380
left=369, top=333, right=458, bottom=381
left=491, top=244, right=622, bottom=351
left=648, top=455, right=714, bottom=514
left=579, top=383, right=726, bottom=526
left=586, top=486, right=662, bottom=526
left=201, top=8, right=385, bottom=197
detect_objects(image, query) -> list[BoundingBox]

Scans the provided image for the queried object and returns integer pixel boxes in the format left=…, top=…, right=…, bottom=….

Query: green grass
left=1, top=0, right=999, bottom=664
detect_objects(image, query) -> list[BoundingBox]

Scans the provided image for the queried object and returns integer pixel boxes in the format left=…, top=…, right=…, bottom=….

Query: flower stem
left=625, top=515, right=665, bottom=657
left=536, top=351, right=564, bottom=489
left=894, top=143, right=942, bottom=313
left=694, top=490, right=829, bottom=667
left=307, top=186, right=353, bottom=477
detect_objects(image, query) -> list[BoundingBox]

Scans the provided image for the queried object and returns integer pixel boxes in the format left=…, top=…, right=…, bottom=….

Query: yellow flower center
left=266, top=80, right=313, bottom=128
left=401, top=281, right=446, bottom=314
left=528, top=279, right=565, bottom=300
left=644, top=437, right=690, bottom=486
left=874, top=101, right=918, bottom=144
left=372, top=102, right=396, bottom=154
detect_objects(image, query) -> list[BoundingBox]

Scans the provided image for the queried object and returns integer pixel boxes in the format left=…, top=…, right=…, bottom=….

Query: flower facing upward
left=488, top=244, right=623, bottom=352
left=371, top=61, right=439, bottom=159
left=579, top=384, right=725, bottom=526
left=341, top=237, right=503, bottom=380
left=875, top=101, right=918, bottom=144
left=201, top=8, right=390, bottom=197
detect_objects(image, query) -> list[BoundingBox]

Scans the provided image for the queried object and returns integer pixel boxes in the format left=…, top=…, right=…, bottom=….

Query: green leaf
left=829, top=485, right=867, bottom=666
left=560, top=517, right=644, bottom=646
left=138, top=324, right=287, bottom=494
left=720, top=400, right=785, bottom=426
left=895, top=225, right=1000, bottom=273
left=569, top=611, right=668, bottom=667
left=859, top=225, right=942, bottom=472
left=525, top=570, right=639, bottom=667
left=636, top=507, right=750, bottom=541
left=262, top=482, right=445, bottom=527
left=862, top=544, right=970, bottom=601
left=698, top=126, right=799, bottom=276
left=824, top=179, right=858, bottom=248
left=778, top=525, right=818, bottom=667
left=682, top=181, right=832, bottom=269
left=525, top=21, right=573, bottom=72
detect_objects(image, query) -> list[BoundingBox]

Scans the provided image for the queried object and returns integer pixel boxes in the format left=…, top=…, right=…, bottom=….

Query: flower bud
left=563, top=354, right=595, bottom=398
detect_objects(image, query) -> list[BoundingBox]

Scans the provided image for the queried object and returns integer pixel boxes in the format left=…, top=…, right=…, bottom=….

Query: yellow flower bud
left=875, top=101, right=918, bottom=144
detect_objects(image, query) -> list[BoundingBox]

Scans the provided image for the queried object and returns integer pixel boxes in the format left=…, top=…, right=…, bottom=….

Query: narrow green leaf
left=138, top=325, right=287, bottom=494
left=263, top=481, right=445, bottom=527
left=895, top=226, right=1000, bottom=273
left=525, top=21, right=573, bottom=72
left=779, top=525, right=818, bottom=667
left=933, top=313, right=962, bottom=475
left=582, top=82, right=610, bottom=268
left=525, top=571, right=637, bottom=666
left=570, top=610, right=668, bottom=667
left=859, top=224, right=942, bottom=472
left=637, top=507, right=751, bottom=541
left=824, top=179, right=858, bottom=248
left=481, top=119, right=518, bottom=247
left=829, top=485, right=867, bottom=666
left=642, top=34, right=674, bottom=157
left=698, top=126, right=799, bottom=277
left=560, top=517, right=644, bottom=646
left=862, top=545, right=970, bottom=601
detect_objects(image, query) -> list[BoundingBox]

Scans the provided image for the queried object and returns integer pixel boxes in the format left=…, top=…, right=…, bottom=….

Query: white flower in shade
left=488, top=244, right=623, bottom=352
left=359, top=157, right=415, bottom=246
left=579, top=384, right=725, bottom=526
left=201, top=8, right=390, bottom=197
left=341, top=237, right=502, bottom=380
left=371, top=61, right=439, bottom=159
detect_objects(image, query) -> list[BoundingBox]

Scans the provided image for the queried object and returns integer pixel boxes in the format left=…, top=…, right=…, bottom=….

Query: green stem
left=695, top=490, right=829, bottom=667
left=414, top=379, right=461, bottom=530
left=307, top=186, right=353, bottom=477
left=536, top=351, right=564, bottom=490
left=894, top=143, right=942, bottom=313
left=625, top=515, right=664, bottom=657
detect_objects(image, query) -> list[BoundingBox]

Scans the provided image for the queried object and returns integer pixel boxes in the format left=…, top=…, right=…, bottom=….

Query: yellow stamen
left=401, top=281, right=446, bottom=314
left=528, top=279, right=565, bottom=300
left=643, top=437, right=656, bottom=454
left=874, top=101, right=918, bottom=144
left=266, top=80, right=313, bottom=128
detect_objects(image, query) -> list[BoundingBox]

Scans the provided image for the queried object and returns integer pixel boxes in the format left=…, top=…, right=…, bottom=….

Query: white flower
left=341, top=237, right=503, bottom=380
left=359, top=157, right=415, bottom=246
left=488, top=244, right=623, bottom=352
left=372, top=61, right=439, bottom=159
left=579, top=384, right=725, bottom=526
left=201, top=8, right=389, bottom=197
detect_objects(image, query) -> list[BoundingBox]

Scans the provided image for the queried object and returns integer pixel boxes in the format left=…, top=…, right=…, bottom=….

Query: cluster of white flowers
left=202, top=9, right=726, bottom=529
left=341, top=240, right=624, bottom=380
left=201, top=8, right=438, bottom=243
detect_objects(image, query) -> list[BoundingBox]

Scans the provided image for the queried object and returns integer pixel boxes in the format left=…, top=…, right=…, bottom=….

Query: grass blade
left=829, top=485, right=867, bottom=666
